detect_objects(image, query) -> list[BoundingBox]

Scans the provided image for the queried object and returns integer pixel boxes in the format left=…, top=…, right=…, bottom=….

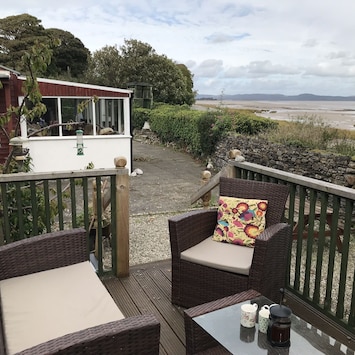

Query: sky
left=2, top=0, right=355, bottom=97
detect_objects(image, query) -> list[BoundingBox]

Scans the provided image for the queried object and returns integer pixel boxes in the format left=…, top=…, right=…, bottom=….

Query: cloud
left=304, top=63, right=355, bottom=78
left=219, top=3, right=256, bottom=17
left=205, top=32, right=250, bottom=44
left=192, top=59, right=224, bottom=77
left=326, top=51, right=352, bottom=60
left=2, top=0, right=355, bottom=96
left=302, top=39, right=319, bottom=48
left=224, top=61, right=301, bottom=78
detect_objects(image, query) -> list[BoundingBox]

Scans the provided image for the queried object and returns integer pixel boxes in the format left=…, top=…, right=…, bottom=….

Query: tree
left=45, top=28, right=90, bottom=79
left=84, top=45, right=121, bottom=87
left=0, top=14, right=47, bottom=73
left=177, top=64, right=195, bottom=105
left=0, top=14, right=90, bottom=79
left=85, top=39, right=196, bottom=105
left=0, top=41, right=62, bottom=240
left=0, top=41, right=52, bottom=172
left=119, top=39, right=195, bottom=105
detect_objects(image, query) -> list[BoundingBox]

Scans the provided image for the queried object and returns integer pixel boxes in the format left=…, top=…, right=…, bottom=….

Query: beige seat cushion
left=181, top=237, right=254, bottom=275
left=0, top=261, right=124, bottom=355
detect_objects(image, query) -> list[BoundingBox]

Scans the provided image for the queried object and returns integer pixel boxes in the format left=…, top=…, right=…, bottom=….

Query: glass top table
left=193, top=297, right=354, bottom=355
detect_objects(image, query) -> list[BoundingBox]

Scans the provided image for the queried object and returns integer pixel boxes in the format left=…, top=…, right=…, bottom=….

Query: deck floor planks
left=133, top=265, right=186, bottom=342
left=103, top=258, right=355, bottom=354
left=104, top=277, right=141, bottom=316
left=103, top=259, right=185, bottom=354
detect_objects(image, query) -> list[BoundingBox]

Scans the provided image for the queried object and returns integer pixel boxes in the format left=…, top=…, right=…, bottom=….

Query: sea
left=195, top=100, right=355, bottom=131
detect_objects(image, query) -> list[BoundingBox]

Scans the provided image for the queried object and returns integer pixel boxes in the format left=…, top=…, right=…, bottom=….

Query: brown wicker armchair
left=168, top=177, right=292, bottom=308
left=0, top=229, right=160, bottom=355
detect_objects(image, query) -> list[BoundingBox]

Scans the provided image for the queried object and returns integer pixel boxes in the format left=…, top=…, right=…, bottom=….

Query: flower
left=245, top=224, right=260, bottom=238
left=258, top=201, right=268, bottom=211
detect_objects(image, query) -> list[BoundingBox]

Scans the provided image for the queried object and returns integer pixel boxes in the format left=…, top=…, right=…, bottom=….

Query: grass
left=259, top=114, right=355, bottom=156
left=197, top=102, right=355, bottom=157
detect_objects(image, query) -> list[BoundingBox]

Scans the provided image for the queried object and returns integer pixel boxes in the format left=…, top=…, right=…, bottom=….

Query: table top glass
left=193, top=297, right=354, bottom=355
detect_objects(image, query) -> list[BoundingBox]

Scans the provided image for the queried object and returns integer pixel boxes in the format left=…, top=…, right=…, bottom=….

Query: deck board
left=103, top=259, right=186, bottom=355
left=103, top=258, right=355, bottom=354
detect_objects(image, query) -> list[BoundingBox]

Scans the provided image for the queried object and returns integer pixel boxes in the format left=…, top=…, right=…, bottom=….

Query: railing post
left=114, top=156, right=129, bottom=277
left=227, top=149, right=244, bottom=178
left=92, top=180, right=99, bottom=260
left=201, top=170, right=212, bottom=208
left=225, top=163, right=237, bottom=178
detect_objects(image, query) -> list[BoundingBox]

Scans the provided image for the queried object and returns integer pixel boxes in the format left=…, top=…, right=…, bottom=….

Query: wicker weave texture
left=16, top=315, right=160, bottom=355
left=169, top=177, right=292, bottom=308
left=0, top=229, right=160, bottom=355
left=0, top=228, right=88, bottom=281
left=184, top=289, right=261, bottom=354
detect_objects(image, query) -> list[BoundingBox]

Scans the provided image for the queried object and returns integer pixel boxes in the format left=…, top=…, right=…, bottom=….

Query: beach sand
left=195, top=100, right=355, bottom=131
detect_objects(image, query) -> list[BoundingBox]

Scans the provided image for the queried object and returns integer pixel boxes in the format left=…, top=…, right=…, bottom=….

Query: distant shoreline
left=195, top=100, right=355, bottom=131
left=196, top=93, right=355, bottom=101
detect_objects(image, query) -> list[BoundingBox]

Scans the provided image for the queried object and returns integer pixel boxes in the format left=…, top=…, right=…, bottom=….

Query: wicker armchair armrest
left=249, top=222, right=292, bottom=302
left=169, top=209, right=217, bottom=255
left=0, top=297, right=4, bottom=355
left=256, top=222, right=291, bottom=243
left=184, top=290, right=261, bottom=355
left=0, top=228, right=87, bottom=281
left=16, top=314, right=160, bottom=355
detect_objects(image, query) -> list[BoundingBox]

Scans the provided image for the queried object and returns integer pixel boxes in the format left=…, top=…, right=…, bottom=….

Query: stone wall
left=212, top=134, right=355, bottom=188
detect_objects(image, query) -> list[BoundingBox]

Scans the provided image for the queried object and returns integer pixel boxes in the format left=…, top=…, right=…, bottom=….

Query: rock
left=228, top=149, right=242, bottom=159
left=345, top=174, right=355, bottom=186
left=212, top=134, right=353, bottom=187
left=134, top=168, right=143, bottom=175
left=206, top=159, right=213, bottom=170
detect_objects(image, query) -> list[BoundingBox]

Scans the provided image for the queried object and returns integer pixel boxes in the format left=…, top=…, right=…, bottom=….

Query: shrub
left=147, top=104, right=277, bottom=157
left=233, top=113, right=278, bottom=135
left=4, top=182, right=57, bottom=242
left=0, top=157, right=63, bottom=243
left=149, top=105, right=202, bottom=153
left=132, top=108, right=151, bottom=131
left=263, top=114, right=355, bottom=155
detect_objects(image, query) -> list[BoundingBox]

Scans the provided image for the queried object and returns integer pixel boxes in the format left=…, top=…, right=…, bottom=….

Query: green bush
left=263, top=114, right=355, bottom=155
left=4, top=182, right=56, bottom=242
left=132, top=108, right=151, bottom=131
left=234, top=113, right=277, bottom=135
left=146, top=105, right=276, bottom=157
left=1, top=157, right=62, bottom=243
left=136, top=105, right=355, bottom=158
left=149, top=105, right=201, bottom=148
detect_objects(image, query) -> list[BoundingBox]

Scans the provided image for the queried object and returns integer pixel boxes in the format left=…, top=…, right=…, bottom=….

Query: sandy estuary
left=195, top=100, right=355, bottom=131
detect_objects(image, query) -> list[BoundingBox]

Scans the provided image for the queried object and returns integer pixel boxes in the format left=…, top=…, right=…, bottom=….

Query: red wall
left=37, top=81, right=130, bottom=98
left=0, top=74, right=20, bottom=163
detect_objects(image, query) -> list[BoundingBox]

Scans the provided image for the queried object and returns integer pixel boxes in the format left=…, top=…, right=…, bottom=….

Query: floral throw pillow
left=212, top=196, right=268, bottom=247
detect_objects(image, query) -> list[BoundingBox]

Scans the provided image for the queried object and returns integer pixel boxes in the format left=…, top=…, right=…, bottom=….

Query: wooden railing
left=0, top=157, right=129, bottom=277
left=193, top=160, right=355, bottom=339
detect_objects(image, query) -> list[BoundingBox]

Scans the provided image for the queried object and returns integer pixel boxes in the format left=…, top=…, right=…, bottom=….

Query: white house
left=0, top=67, right=133, bottom=173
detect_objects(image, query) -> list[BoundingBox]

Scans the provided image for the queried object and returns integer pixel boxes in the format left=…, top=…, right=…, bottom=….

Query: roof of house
left=0, top=65, right=132, bottom=97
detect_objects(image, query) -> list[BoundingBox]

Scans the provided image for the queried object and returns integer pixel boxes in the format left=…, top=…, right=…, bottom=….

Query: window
left=31, top=97, right=125, bottom=136
left=95, top=99, right=124, bottom=134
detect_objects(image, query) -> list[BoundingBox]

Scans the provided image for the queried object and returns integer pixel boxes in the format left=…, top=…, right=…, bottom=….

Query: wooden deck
left=103, top=259, right=186, bottom=355
left=103, top=259, right=355, bottom=354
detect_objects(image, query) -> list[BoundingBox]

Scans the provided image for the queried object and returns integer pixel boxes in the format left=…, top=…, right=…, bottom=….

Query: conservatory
left=0, top=67, right=133, bottom=173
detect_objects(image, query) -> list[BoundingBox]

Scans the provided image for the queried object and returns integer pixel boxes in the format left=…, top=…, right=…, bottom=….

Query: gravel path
left=129, top=212, right=176, bottom=265
left=117, top=137, right=210, bottom=266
